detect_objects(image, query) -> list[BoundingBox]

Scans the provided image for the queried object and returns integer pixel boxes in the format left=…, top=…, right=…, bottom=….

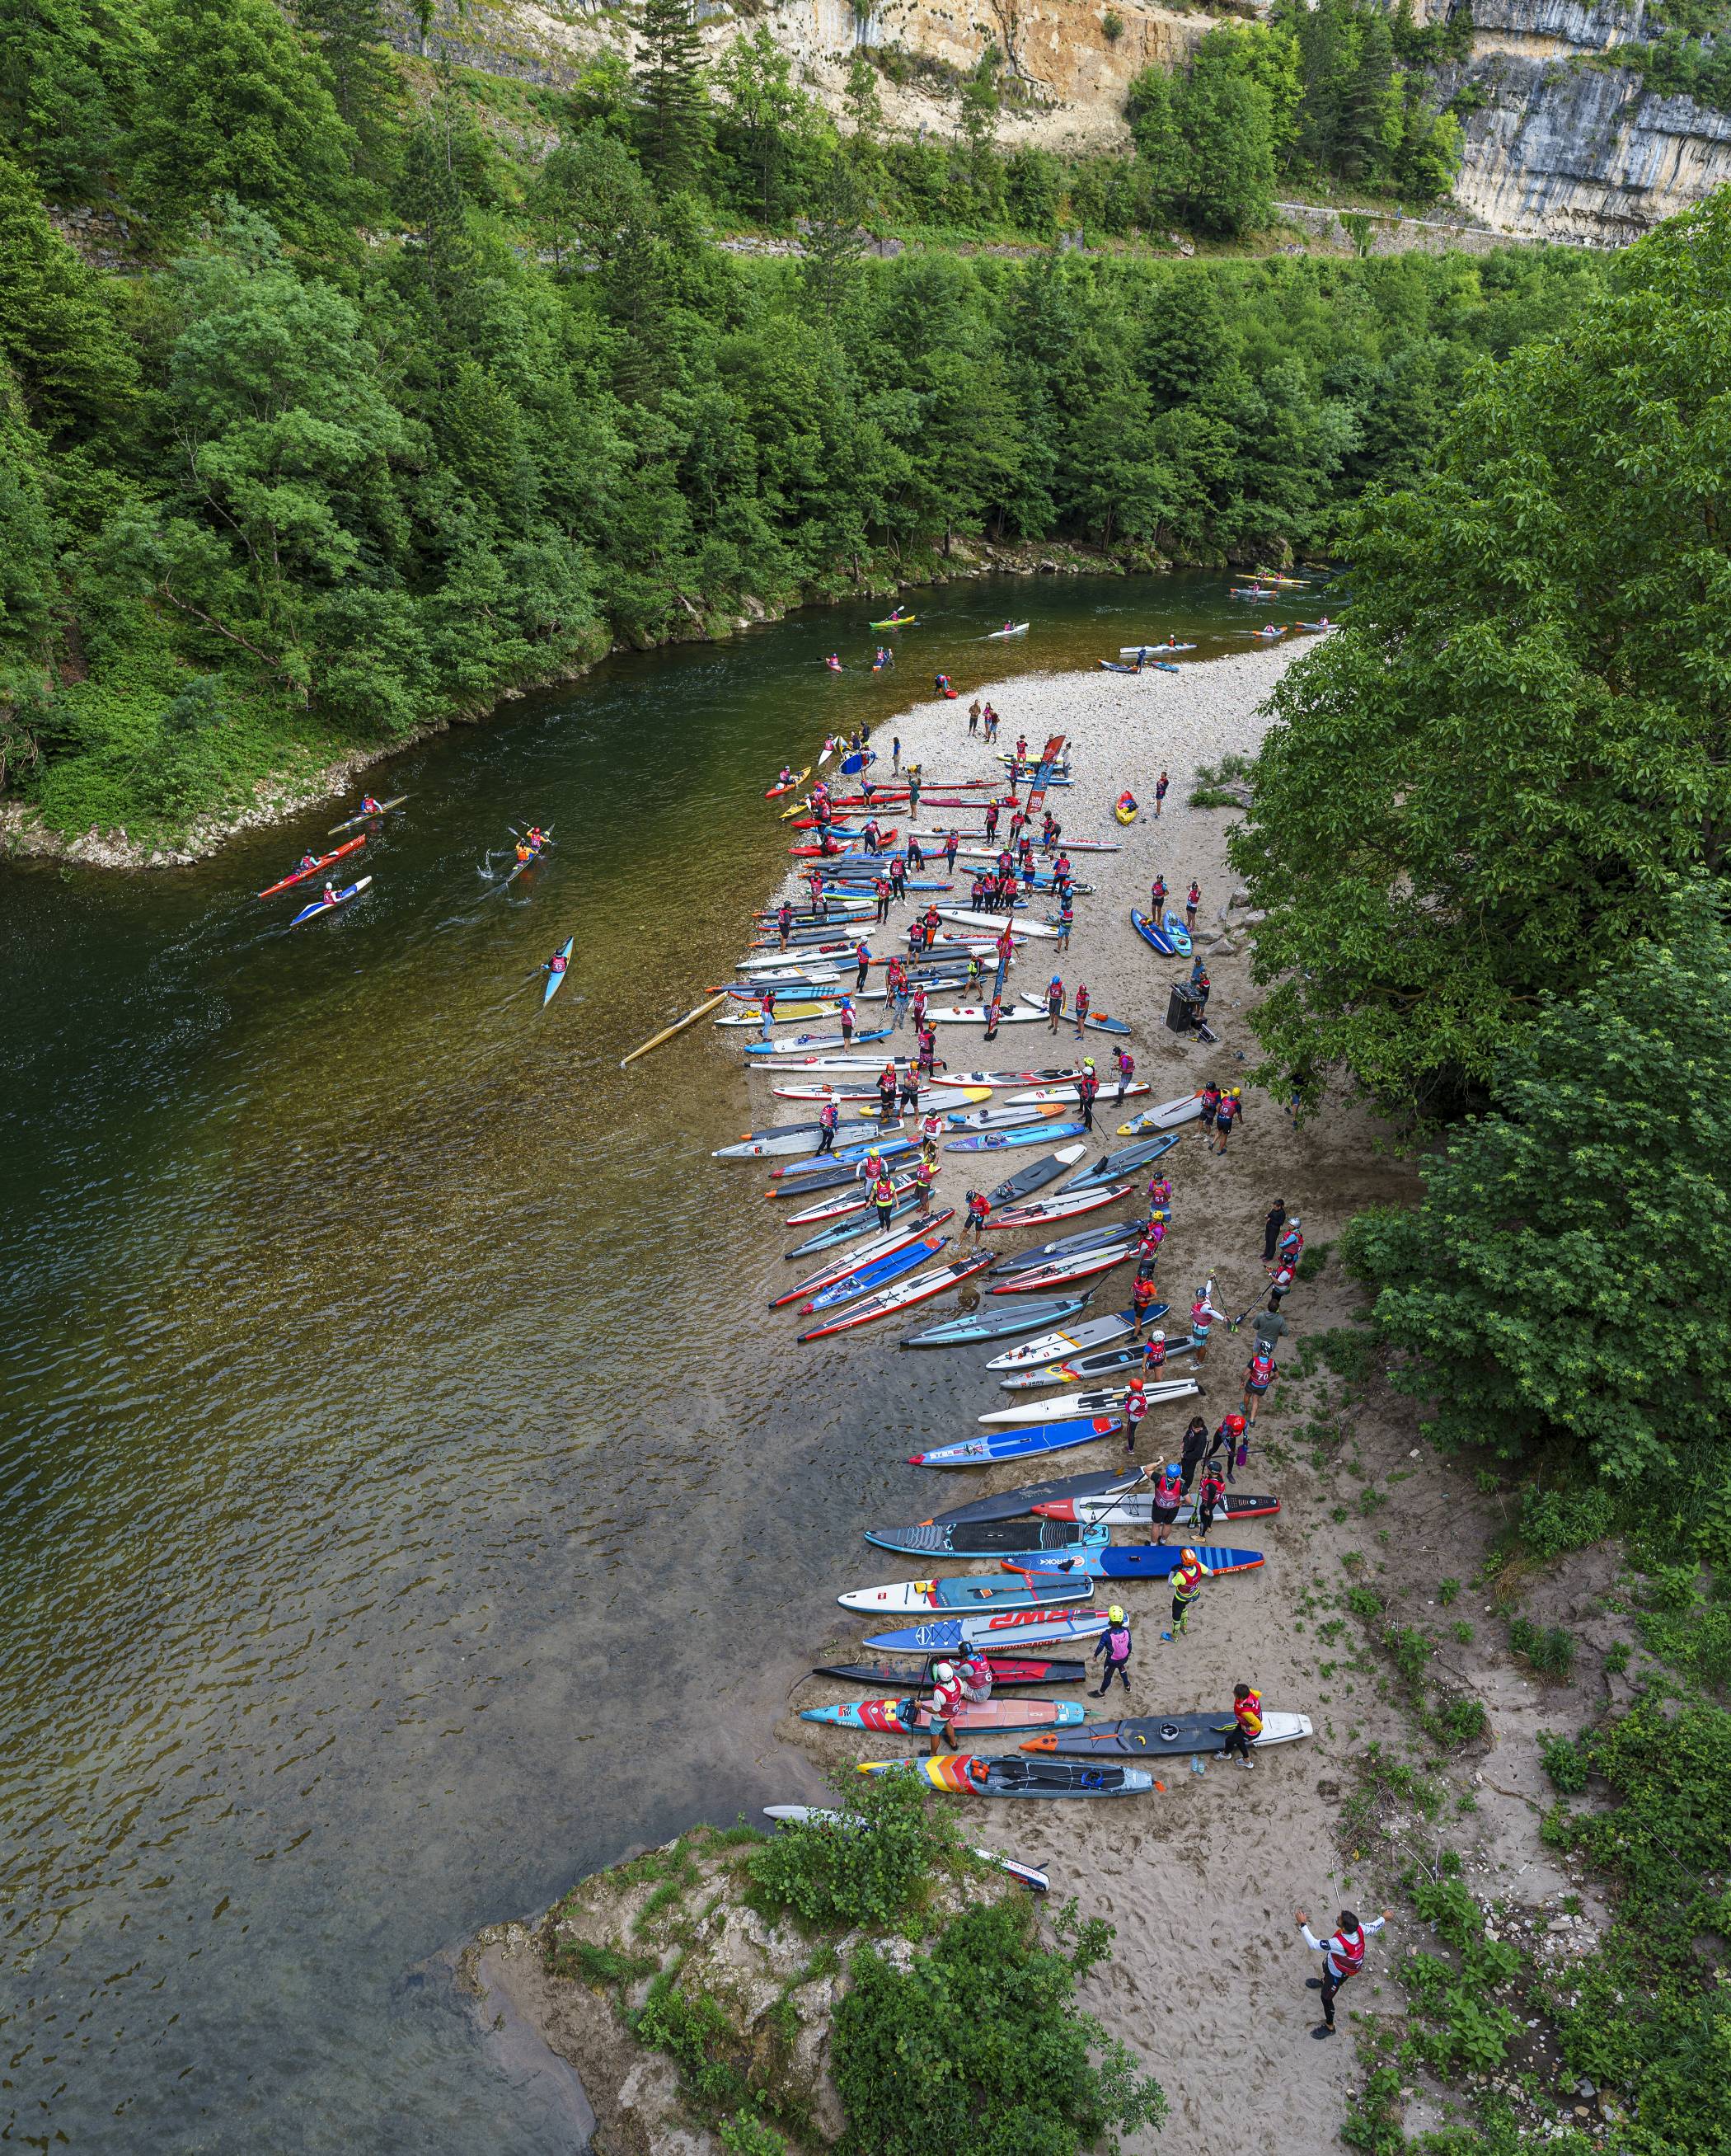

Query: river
left=0, top=572, right=1281, bottom=2149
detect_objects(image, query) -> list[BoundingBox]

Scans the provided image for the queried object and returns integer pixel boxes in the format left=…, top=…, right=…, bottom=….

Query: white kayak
left=783, top=1176, right=917, bottom=1225
left=1116, top=1092, right=1207, bottom=1135
left=1119, top=643, right=1195, bottom=657
left=986, top=1310, right=1138, bottom=1371
left=773, top=1083, right=990, bottom=1108
left=927, top=1005, right=1045, bottom=1026
left=978, top=1380, right=1199, bottom=1426
left=1008, top=1082, right=1150, bottom=1106
left=937, top=908, right=1061, bottom=940
left=987, top=1185, right=1130, bottom=1229
left=984, top=622, right=1030, bottom=640
left=946, top=1102, right=1070, bottom=1130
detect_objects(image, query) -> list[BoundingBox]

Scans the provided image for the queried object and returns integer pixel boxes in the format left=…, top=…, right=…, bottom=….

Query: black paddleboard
left=1030, top=1714, right=1248, bottom=1757
left=1063, top=1132, right=1181, bottom=1193
left=864, top=1518, right=1095, bottom=1558
left=921, top=1468, right=1147, bottom=1529
left=991, top=1216, right=1147, bottom=1272
left=986, top=1151, right=1077, bottom=1208
left=814, top=1656, right=1088, bottom=1689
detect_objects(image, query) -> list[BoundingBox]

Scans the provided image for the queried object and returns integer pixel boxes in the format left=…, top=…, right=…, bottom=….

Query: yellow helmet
left=1108, top=1605, right=1125, bottom=1624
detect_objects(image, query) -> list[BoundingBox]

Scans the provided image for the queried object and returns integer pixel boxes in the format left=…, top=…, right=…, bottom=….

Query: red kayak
left=259, top=834, right=365, bottom=900
left=790, top=827, right=898, bottom=859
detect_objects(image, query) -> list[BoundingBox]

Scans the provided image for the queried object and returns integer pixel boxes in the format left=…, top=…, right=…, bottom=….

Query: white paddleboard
left=978, top=1380, right=1198, bottom=1426
left=938, top=907, right=1060, bottom=939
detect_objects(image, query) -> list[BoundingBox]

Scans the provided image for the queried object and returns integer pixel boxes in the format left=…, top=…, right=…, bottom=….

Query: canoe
left=836, top=1568, right=1092, bottom=1615
left=987, top=1144, right=1086, bottom=1208
left=989, top=1219, right=1147, bottom=1273
left=763, top=1805, right=1051, bottom=1895
left=985, top=1306, right=1154, bottom=1370
left=901, top=1295, right=1093, bottom=1350
left=1130, top=908, right=1177, bottom=957
left=803, top=1696, right=1081, bottom=1732
left=945, top=1101, right=1069, bottom=1131
left=799, top=1231, right=952, bottom=1316
left=814, top=1656, right=1088, bottom=1690
left=858, top=1755, right=1154, bottom=1797
left=861, top=1608, right=1112, bottom=1654
left=1063, top=1133, right=1180, bottom=1191
left=1035, top=1490, right=1278, bottom=1525
left=981, top=1379, right=1198, bottom=1426
left=327, top=795, right=406, bottom=836
left=795, top=1251, right=995, bottom=1342
left=1162, top=910, right=1193, bottom=955
left=772, top=1211, right=955, bottom=1305
left=937, top=908, right=1059, bottom=939
left=986, top=1244, right=1137, bottom=1294
left=987, top=1184, right=1129, bottom=1230
left=542, top=937, right=575, bottom=1007
left=945, top=1123, right=1088, bottom=1153
left=909, top=1413, right=1126, bottom=1468
left=258, top=834, right=365, bottom=899
left=743, top=1029, right=894, bottom=1056
left=1114, top=1092, right=1204, bottom=1137
left=764, top=766, right=812, bottom=800
left=983, top=622, right=1030, bottom=639
left=998, top=1337, right=1200, bottom=1389
left=1114, top=791, right=1138, bottom=826
left=863, top=1519, right=1106, bottom=1559
left=288, top=876, right=370, bottom=928
left=1023, top=1712, right=1314, bottom=1759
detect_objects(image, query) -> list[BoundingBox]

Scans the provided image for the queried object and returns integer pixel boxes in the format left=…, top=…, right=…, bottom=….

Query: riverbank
left=482, top=634, right=1441, bottom=2152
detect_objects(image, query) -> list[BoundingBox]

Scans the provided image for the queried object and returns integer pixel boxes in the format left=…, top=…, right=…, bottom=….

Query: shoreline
left=484, top=634, right=1436, bottom=2153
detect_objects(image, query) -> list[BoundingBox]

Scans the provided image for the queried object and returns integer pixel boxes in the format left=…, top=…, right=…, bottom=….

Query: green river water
left=0, top=573, right=1291, bottom=2149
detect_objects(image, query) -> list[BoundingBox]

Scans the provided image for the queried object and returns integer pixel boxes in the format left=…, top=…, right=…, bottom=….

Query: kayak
left=945, top=1102, right=1070, bottom=1130
left=1131, top=909, right=1177, bottom=957
left=258, top=835, right=365, bottom=899
left=986, top=1244, right=1138, bottom=1294
left=909, top=1413, right=1126, bottom=1468
left=799, top=1230, right=952, bottom=1316
left=1007, top=1082, right=1150, bottom=1107
left=901, top=1295, right=1092, bottom=1349
left=764, top=766, right=812, bottom=800
left=863, top=1518, right=1106, bottom=1558
left=990, top=1219, right=1148, bottom=1272
left=772, top=1211, right=955, bottom=1306
left=803, top=1695, right=1081, bottom=1732
left=987, top=1144, right=1086, bottom=1209
left=1023, top=1712, right=1313, bottom=1759
left=542, top=937, right=575, bottom=1007
left=985, top=1307, right=1154, bottom=1370
left=937, top=908, right=1059, bottom=939
left=836, top=1568, right=1093, bottom=1615
left=786, top=1191, right=930, bottom=1256
left=1036, top=1490, right=1279, bottom=1525
left=743, top=1029, right=895, bottom=1056
left=1063, top=1134, right=1180, bottom=1192
left=796, top=1250, right=996, bottom=1342
left=763, top=1806, right=1050, bottom=1895
left=288, top=876, right=370, bottom=928
left=717, top=997, right=851, bottom=1024
left=998, top=1336, right=1200, bottom=1389
left=983, top=622, right=1030, bottom=640
left=946, top=1123, right=1089, bottom=1153
left=1119, top=644, right=1195, bottom=657
left=1159, top=911, right=1192, bottom=956
left=784, top=1175, right=918, bottom=1226
left=859, top=1755, right=1154, bottom=1797
left=814, top=1656, right=1088, bottom=1690
left=981, top=1379, right=1199, bottom=1426
left=928, top=1068, right=1094, bottom=1090
left=861, top=1608, right=1112, bottom=1654
left=870, top=612, right=917, bottom=628
left=987, top=1185, right=1128, bottom=1230
left=1114, top=1092, right=1206, bottom=1137
left=714, top=1119, right=893, bottom=1159
left=926, top=1007, right=1045, bottom=1026
left=1114, top=791, right=1139, bottom=825
left=789, top=829, right=898, bottom=858
left=326, top=795, right=406, bottom=835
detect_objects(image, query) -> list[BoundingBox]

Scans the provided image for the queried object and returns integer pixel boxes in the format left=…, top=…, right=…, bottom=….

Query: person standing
left=1072, top=983, right=1091, bottom=1039
left=1150, top=874, right=1167, bottom=920
left=1252, top=1303, right=1290, bottom=1358
left=1154, top=771, right=1169, bottom=818
left=1265, top=1255, right=1297, bottom=1315
left=1262, top=1199, right=1288, bottom=1265
left=871, top=1171, right=898, bottom=1233
left=1198, top=1081, right=1221, bottom=1148
left=910, top=982, right=929, bottom=1035
left=815, top=1098, right=839, bottom=1155
left=968, top=699, right=982, bottom=736
left=776, top=900, right=794, bottom=951
left=944, top=829, right=959, bottom=874
left=875, top=876, right=891, bottom=926
left=855, top=938, right=872, bottom=993
left=1277, top=1215, right=1305, bottom=1267
left=759, top=986, right=777, bottom=1041
left=892, top=735, right=902, bottom=775
left=1142, top=1326, right=1167, bottom=1380
left=1213, top=1084, right=1241, bottom=1154
left=889, top=855, right=907, bottom=901
left=908, top=768, right=922, bottom=820
left=983, top=798, right=999, bottom=843
left=1178, top=1414, right=1209, bottom=1494
left=1189, top=1280, right=1227, bottom=1365
left=983, top=991, right=1002, bottom=1042
left=964, top=1189, right=991, bottom=1239
left=926, top=1662, right=966, bottom=1754
left=1122, top=1373, right=1148, bottom=1456
left=1194, top=1459, right=1226, bottom=1541
left=1184, top=881, right=1201, bottom=930
left=1221, top=1683, right=1261, bottom=1770
left=1054, top=900, right=1072, bottom=953
left=1163, top=1547, right=1207, bottom=1642
left=1114, top=1046, right=1136, bottom=1104
left=1045, top=975, right=1064, bottom=1035
left=898, top=1063, right=922, bottom=1120
left=1131, top=1271, right=1161, bottom=1339
left=1076, top=1062, right=1099, bottom=1130
left=1295, top=1910, right=1391, bottom=2039
left=1091, top=1605, right=1133, bottom=1698
left=837, top=994, right=856, bottom=1046
left=876, top=1060, right=900, bottom=1122
left=911, top=1155, right=936, bottom=1214
left=1147, top=1458, right=1184, bottom=1545
left=1242, top=1344, right=1276, bottom=1422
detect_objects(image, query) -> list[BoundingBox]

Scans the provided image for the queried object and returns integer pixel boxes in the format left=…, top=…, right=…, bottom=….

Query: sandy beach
left=765, top=639, right=1424, bottom=2154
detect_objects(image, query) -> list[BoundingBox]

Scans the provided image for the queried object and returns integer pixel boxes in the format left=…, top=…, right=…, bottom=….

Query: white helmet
left=933, top=1661, right=955, bottom=1682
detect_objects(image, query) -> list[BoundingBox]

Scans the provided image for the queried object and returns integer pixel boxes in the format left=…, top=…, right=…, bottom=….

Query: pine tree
left=634, top=0, right=708, bottom=193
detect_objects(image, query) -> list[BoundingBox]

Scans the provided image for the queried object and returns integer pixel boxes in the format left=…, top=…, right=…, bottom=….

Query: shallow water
left=0, top=572, right=1311, bottom=2148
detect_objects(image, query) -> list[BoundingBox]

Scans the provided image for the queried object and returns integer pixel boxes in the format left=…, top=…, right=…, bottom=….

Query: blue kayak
left=945, top=1123, right=1089, bottom=1153
left=1064, top=1134, right=1180, bottom=1192
left=1131, top=909, right=1177, bottom=957
left=803, top=1233, right=950, bottom=1314
left=542, top=937, right=575, bottom=1007
left=902, top=1294, right=1092, bottom=1349
left=909, top=1413, right=1126, bottom=1468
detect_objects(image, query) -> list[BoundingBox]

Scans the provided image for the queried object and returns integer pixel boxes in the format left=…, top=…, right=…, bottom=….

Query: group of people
left=965, top=699, right=1002, bottom=740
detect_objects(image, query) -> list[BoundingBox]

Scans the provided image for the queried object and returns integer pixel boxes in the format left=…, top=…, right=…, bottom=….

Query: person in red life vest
left=819, top=829, right=841, bottom=857
left=1045, top=975, right=1064, bottom=1034
left=853, top=938, right=871, bottom=993
left=922, top=903, right=941, bottom=944
left=875, top=1059, right=899, bottom=1121
left=964, top=1188, right=991, bottom=1238
left=1184, top=879, right=1201, bottom=928
left=1164, top=1548, right=1207, bottom=1642
left=1153, top=771, right=1169, bottom=818
left=758, top=985, right=777, bottom=1040
left=917, top=1026, right=939, bottom=1078
left=884, top=956, right=906, bottom=1026
left=1016, top=830, right=1033, bottom=868
left=969, top=871, right=987, bottom=909
left=1137, top=1217, right=1166, bottom=1275
left=1041, top=810, right=1059, bottom=848
left=944, top=829, right=960, bottom=871
left=907, top=834, right=925, bottom=871
left=1076, top=1060, right=1100, bottom=1130
left=837, top=994, right=856, bottom=1045
left=1213, top=1083, right=1242, bottom=1154
left=860, top=816, right=880, bottom=855
left=1147, top=1458, right=1184, bottom=1545
left=1150, top=873, right=1168, bottom=917
left=1147, top=1170, right=1172, bottom=1213
left=983, top=799, right=1000, bottom=843
left=870, top=1171, right=898, bottom=1233
left=1266, top=1255, right=1297, bottom=1314
left=1113, top=1046, right=1135, bottom=1103
left=910, top=981, right=929, bottom=1031
left=1243, top=1345, right=1277, bottom=1421
left=905, top=918, right=924, bottom=963
left=1122, top=1374, right=1148, bottom=1456
left=873, top=876, right=891, bottom=925
left=854, top=1145, right=887, bottom=1191
left=1142, top=1327, right=1167, bottom=1380
left=1015, top=733, right=1029, bottom=766
left=889, top=855, right=907, bottom=901
left=1209, top=1410, right=1247, bottom=1473
left=920, top=1108, right=945, bottom=1152
left=1091, top=1605, right=1133, bottom=1698
left=815, top=1098, right=840, bottom=1156
left=297, top=850, right=323, bottom=873
left=955, top=1646, right=993, bottom=1703
left=1131, top=1271, right=1161, bottom=1339
left=1222, top=1682, right=1261, bottom=1769
left=1194, top=1459, right=1227, bottom=1540
left=1296, top=1908, right=1391, bottom=2037
left=926, top=1661, right=966, bottom=1754
left=898, top=1063, right=922, bottom=1118
left=1197, top=1080, right=1222, bottom=1145
left=1072, top=983, right=1091, bottom=1039
left=1277, top=1214, right=1304, bottom=1266
left=1189, top=1280, right=1227, bottom=1365
left=911, top=1155, right=936, bottom=1213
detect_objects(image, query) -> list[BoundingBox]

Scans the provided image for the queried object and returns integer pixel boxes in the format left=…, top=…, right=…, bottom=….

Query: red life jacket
left=1236, top=1688, right=1264, bottom=1738
left=1125, top=1385, right=1147, bottom=1417
left=1174, top=1560, right=1205, bottom=1602
left=1332, top=1927, right=1367, bottom=1974
left=1156, top=1465, right=1181, bottom=1504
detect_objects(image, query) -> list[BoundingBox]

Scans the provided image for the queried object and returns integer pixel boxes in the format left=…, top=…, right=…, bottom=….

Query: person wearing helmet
left=1277, top=1215, right=1304, bottom=1266
left=1072, top=982, right=1091, bottom=1038
left=1178, top=1412, right=1209, bottom=1493
left=1142, top=1325, right=1167, bottom=1377
left=1243, top=1342, right=1277, bottom=1423
left=1045, top=975, right=1065, bottom=1034
left=1164, top=1548, right=1208, bottom=1642
left=1297, top=1907, right=1392, bottom=2037
left=1209, top=1411, right=1248, bottom=1474
left=1075, top=1059, right=1099, bottom=1130
left=926, top=1661, right=966, bottom=1754
left=1122, top=1372, right=1148, bottom=1455
left=1213, top=1083, right=1241, bottom=1153
left=955, top=1646, right=993, bottom=1703
left=1189, top=1279, right=1227, bottom=1365
left=1091, top=1605, right=1133, bottom=1697
left=1147, top=1458, right=1184, bottom=1545
left=1222, top=1682, right=1262, bottom=1770
left=1194, top=1458, right=1227, bottom=1538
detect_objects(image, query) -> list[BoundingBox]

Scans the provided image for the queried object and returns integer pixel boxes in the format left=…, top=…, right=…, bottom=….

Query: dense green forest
left=0, top=0, right=1593, bottom=839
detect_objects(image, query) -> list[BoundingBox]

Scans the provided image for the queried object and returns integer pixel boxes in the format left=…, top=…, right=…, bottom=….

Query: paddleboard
left=926, top=1006, right=1045, bottom=1026
left=786, top=1193, right=929, bottom=1256
left=1130, top=909, right=1177, bottom=957
left=801, top=1696, right=1081, bottom=1732
left=938, top=908, right=1059, bottom=939
left=1063, top=1134, right=1180, bottom=1191
left=987, top=1185, right=1128, bottom=1229
left=1114, top=1092, right=1206, bottom=1137
left=986, top=1246, right=1137, bottom=1294
left=986, top=1144, right=1086, bottom=1209
left=862, top=1608, right=1111, bottom=1653
left=901, top=1295, right=1091, bottom=1349
left=984, top=1307, right=1150, bottom=1370
left=1035, top=1490, right=1278, bottom=1525
left=945, top=1102, right=1069, bottom=1130
left=997, top=1337, right=1200, bottom=1389
left=743, top=1029, right=894, bottom=1056
left=946, top=1122, right=1089, bottom=1152
left=1024, top=1712, right=1313, bottom=1759
left=1024, top=1544, right=1263, bottom=1580
left=1162, top=910, right=1194, bottom=954
left=910, top=1414, right=1126, bottom=1468
left=772, top=1212, right=955, bottom=1306
left=1007, top=1082, right=1150, bottom=1106
left=863, top=1519, right=1106, bottom=1558
left=859, top=1754, right=1153, bottom=1797
left=837, top=1569, right=1093, bottom=1616
left=796, top=1251, right=995, bottom=1341
left=980, top=1380, right=1198, bottom=1426
left=989, top=1219, right=1147, bottom=1271
left=782, top=1177, right=916, bottom=1225
left=920, top=1468, right=1147, bottom=1530
left=800, top=1232, right=951, bottom=1315
left=714, top=1119, right=895, bottom=1159
left=812, top=1656, right=1088, bottom=1690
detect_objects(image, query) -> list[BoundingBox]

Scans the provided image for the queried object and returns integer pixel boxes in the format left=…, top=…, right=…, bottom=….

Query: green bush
left=1520, top=1486, right=1620, bottom=1558
left=1428, top=1694, right=1489, bottom=1748
left=1345, top=1584, right=1385, bottom=1619
left=720, top=2114, right=790, bottom=2156
left=832, top=1898, right=1165, bottom=2155
left=1508, top=1613, right=1576, bottom=1679
left=1385, top=1623, right=1435, bottom=1685
left=746, top=1771, right=964, bottom=1930
left=1539, top=1731, right=1588, bottom=1794
left=550, top=1938, right=659, bottom=1987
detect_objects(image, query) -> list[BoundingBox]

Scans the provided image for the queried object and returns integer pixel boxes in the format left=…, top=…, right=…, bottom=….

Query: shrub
left=1428, top=1694, right=1489, bottom=1748
left=832, top=1898, right=1165, bottom=2154
left=720, top=2113, right=790, bottom=2156
left=1385, top=1623, right=1435, bottom=1685
left=1103, top=8, right=1125, bottom=38
left=746, top=1770, right=964, bottom=1929
left=1294, top=1238, right=1332, bottom=1281
left=1520, top=1485, right=1620, bottom=1559
left=1540, top=1731, right=1588, bottom=1794
left=1346, top=1584, right=1385, bottom=1619
left=1508, top=1614, right=1576, bottom=1679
